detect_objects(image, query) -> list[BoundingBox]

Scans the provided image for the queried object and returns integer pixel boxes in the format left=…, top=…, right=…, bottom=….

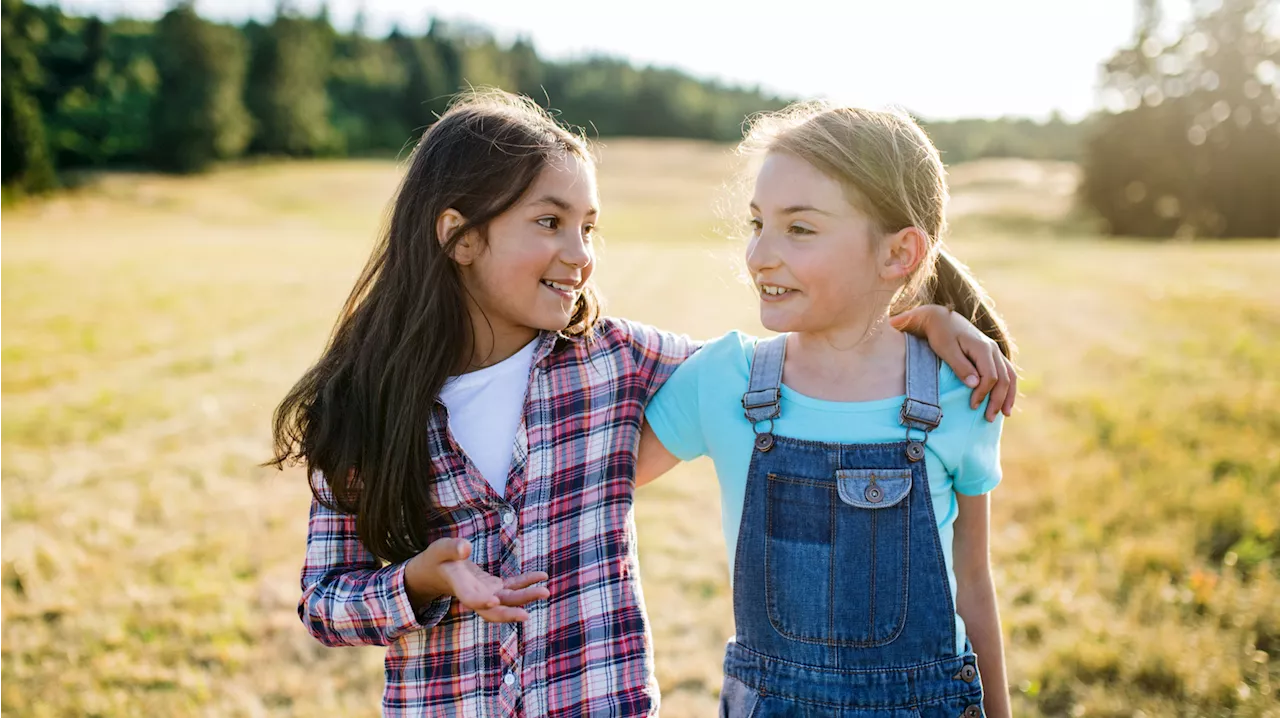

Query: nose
left=745, top=229, right=778, bottom=275
left=561, top=229, right=593, bottom=270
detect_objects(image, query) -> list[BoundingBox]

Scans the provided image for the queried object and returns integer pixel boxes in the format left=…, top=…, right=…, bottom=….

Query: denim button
left=754, top=433, right=774, bottom=452
left=962, top=705, right=981, bottom=718
left=954, top=663, right=978, bottom=682
left=906, top=441, right=926, bottom=462
left=864, top=485, right=884, bottom=503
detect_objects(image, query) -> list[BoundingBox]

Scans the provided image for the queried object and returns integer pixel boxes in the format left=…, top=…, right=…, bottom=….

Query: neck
left=782, top=308, right=907, bottom=402
left=462, top=302, right=538, bottom=373
left=791, top=317, right=902, bottom=371
left=797, top=309, right=892, bottom=354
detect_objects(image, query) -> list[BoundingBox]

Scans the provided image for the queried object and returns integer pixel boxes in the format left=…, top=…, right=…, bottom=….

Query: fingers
left=475, top=605, right=532, bottom=623
left=1001, top=360, right=1018, bottom=417
left=439, top=560, right=501, bottom=610
left=434, top=545, right=552, bottom=621
left=888, top=307, right=926, bottom=335
left=450, top=565, right=551, bottom=614
left=476, top=573, right=552, bottom=622
left=503, top=571, right=549, bottom=591
left=984, top=347, right=1010, bottom=422
left=497, top=572, right=550, bottom=607
left=428, top=537, right=472, bottom=563
left=451, top=575, right=501, bottom=611
left=967, top=340, right=999, bottom=410
left=496, top=585, right=550, bottom=607
left=938, top=337, right=981, bottom=390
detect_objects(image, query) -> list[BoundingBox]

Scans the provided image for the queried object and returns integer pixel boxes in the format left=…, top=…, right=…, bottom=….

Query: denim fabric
left=721, top=334, right=985, bottom=717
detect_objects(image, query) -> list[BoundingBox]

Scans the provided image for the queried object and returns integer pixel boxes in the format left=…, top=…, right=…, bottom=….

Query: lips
left=540, top=278, right=581, bottom=299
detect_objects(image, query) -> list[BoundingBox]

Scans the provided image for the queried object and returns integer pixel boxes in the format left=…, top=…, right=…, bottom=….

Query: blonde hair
left=739, top=101, right=1013, bottom=358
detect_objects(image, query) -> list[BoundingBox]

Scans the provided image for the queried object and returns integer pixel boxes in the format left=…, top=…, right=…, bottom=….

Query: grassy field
left=3, top=139, right=1278, bottom=717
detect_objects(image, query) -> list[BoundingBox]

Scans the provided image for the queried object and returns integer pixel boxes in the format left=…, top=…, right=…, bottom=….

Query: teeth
left=542, top=280, right=577, bottom=292
left=760, top=285, right=790, bottom=296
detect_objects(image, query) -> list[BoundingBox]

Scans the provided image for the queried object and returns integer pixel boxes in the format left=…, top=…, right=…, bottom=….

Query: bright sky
left=58, top=0, right=1177, bottom=120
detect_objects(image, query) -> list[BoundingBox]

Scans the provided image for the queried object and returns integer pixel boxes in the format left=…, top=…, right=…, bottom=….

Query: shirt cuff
left=384, top=561, right=452, bottom=637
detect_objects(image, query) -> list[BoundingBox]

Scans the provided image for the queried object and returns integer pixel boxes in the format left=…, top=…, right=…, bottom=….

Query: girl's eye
left=583, top=224, right=596, bottom=239
left=537, top=217, right=560, bottom=230
left=788, top=225, right=814, bottom=236
left=747, top=218, right=763, bottom=233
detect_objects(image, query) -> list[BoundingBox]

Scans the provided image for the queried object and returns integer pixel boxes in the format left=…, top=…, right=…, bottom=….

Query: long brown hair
left=740, top=101, right=1013, bottom=358
left=270, top=89, right=599, bottom=563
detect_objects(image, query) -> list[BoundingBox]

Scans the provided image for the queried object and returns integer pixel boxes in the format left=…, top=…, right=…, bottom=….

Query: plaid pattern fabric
left=299, top=318, right=697, bottom=717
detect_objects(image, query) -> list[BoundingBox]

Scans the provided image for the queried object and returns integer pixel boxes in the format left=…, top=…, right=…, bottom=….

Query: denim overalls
left=719, top=334, right=985, bottom=718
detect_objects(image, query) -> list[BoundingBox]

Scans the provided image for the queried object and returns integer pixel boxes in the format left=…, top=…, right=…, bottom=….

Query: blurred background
left=2, top=1, right=1278, bottom=716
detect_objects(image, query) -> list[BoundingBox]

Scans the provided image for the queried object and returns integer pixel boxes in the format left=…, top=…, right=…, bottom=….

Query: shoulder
left=587, top=316, right=632, bottom=347
left=651, top=330, right=756, bottom=406
left=686, top=330, right=757, bottom=373
left=590, top=316, right=697, bottom=353
left=934, top=363, right=1004, bottom=478
left=936, top=363, right=986, bottom=429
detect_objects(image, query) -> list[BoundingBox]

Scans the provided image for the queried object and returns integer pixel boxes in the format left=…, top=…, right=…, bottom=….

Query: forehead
left=752, top=151, right=848, bottom=211
left=525, top=153, right=598, bottom=206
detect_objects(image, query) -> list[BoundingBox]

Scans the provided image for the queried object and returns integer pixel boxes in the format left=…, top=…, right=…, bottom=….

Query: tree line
left=7, top=0, right=1272, bottom=238
left=2, top=1, right=1086, bottom=191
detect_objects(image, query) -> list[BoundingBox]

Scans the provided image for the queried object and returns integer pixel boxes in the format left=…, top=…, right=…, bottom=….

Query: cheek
left=487, top=237, right=550, bottom=282
left=789, top=248, right=838, bottom=295
left=799, top=248, right=874, bottom=304
left=471, top=254, right=536, bottom=310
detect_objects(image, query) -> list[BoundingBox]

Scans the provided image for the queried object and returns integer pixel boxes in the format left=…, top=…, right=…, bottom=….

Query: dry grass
left=3, top=141, right=1278, bottom=717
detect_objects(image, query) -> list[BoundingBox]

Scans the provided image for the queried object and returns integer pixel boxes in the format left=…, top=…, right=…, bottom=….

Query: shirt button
left=504, top=672, right=516, bottom=686
left=503, top=512, right=516, bottom=525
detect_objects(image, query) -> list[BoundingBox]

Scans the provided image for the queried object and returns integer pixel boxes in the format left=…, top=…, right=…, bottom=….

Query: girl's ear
left=437, top=209, right=479, bottom=265
left=881, top=226, right=927, bottom=281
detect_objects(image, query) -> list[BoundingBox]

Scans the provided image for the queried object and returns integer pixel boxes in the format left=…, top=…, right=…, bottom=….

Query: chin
left=528, top=309, right=575, bottom=333
left=759, top=307, right=803, bottom=334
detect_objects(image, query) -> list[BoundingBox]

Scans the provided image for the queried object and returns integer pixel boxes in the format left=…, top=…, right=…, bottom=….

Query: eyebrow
left=531, top=195, right=598, bottom=216
left=748, top=202, right=834, bottom=216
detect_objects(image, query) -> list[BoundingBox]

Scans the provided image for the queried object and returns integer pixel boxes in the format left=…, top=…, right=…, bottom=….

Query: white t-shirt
left=438, top=339, right=538, bottom=496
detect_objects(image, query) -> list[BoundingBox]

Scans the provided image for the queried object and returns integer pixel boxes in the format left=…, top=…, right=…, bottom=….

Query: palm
left=438, top=552, right=549, bottom=623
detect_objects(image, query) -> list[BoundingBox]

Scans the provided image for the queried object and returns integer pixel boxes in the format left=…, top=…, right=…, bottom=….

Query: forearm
left=957, top=571, right=1010, bottom=718
left=300, top=498, right=449, bottom=647
left=300, top=561, right=447, bottom=647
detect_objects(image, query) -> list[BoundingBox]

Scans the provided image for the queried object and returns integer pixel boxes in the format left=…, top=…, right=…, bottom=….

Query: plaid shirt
left=299, top=318, right=697, bottom=717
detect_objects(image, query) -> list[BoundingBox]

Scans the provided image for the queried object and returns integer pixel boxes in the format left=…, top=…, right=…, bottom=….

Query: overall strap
left=901, top=333, right=943, bottom=462
left=743, top=334, right=787, bottom=451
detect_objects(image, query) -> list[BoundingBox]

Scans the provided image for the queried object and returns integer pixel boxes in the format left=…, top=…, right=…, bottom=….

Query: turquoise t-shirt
left=644, top=331, right=1003, bottom=655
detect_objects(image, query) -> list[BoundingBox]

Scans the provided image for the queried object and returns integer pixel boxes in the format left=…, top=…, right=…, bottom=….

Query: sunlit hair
left=738, top=100, right=1013, bottom=358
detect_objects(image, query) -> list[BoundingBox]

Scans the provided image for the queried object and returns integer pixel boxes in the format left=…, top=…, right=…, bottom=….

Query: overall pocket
left=764, top=468, right=912, bottom=645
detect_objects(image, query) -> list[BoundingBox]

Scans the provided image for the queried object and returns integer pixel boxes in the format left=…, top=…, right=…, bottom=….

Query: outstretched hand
left=407, top=537, right=549, bottom=623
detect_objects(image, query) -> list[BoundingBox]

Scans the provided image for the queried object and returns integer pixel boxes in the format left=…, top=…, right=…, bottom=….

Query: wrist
left=403, top=553, right=445, bottom=607
left=915, top=304, right=951, bottom=334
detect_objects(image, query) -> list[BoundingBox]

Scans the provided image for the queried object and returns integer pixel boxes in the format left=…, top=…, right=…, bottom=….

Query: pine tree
left=245, top=5, right=336, bottom=155
left=151, top=2, right=251, bottom=172
left=2, top=0, right=57, bottom=194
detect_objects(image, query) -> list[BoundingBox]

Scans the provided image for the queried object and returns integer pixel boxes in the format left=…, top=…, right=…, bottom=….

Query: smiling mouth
left=758, top=284, right=795, bottom=297
left=541, top=279, right=580, bottom=297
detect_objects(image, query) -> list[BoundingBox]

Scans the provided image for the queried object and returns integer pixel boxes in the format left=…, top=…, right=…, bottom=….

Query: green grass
left=2, top=143, right=1278, bottom=717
